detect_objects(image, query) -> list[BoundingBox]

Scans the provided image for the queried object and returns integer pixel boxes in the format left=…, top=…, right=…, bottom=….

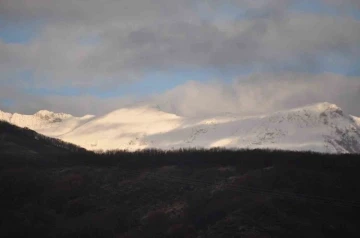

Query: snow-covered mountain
left=0, top=109, right=95, bottom=137
left=1, top=102, right=360, bottom=154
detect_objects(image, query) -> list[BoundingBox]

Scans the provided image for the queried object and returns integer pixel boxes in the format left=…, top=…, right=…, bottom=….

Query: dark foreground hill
left=0, top=120, right=89, bottom=167
left=1, top=121, right=360, bottom=238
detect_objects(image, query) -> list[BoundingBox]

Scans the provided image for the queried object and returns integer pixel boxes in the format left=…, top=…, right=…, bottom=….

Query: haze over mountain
left=1, top=102, right=359, bottom=154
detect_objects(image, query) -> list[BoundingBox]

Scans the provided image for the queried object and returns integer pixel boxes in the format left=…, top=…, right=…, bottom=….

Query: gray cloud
left=1, top=12, right=359, bottom=89
left=0, top=1, right=358, bottom=84
left=0, top=0, right=359, bottom=116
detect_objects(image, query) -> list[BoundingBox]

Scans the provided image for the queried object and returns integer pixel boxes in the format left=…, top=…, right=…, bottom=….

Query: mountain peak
left=98, top=105, right=181, bottom=124
left=34, top=110, right=55, bottom=116
left=312, top=102, right=342, bottom=112
left=34, top=110, right=73, bottom=120
left=287, top=102, right=343, bottom=116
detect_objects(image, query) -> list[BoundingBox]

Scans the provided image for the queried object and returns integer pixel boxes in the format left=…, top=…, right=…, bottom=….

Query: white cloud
left=149, top=72, right=360, bottom=117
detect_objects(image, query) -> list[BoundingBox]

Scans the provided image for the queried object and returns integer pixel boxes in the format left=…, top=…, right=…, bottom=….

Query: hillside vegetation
left=1, top=121, right=360, bottom=237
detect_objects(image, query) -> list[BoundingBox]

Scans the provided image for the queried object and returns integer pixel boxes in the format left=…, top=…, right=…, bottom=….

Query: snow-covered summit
left=351, top=115, right=360, bottom=127
left=35, top=110, right=58, bottom=116
left=274, top=102, right=343, bottom=116
left=303, top=102, right=341, bottom=112
left=34, top=110, right=73, bottom=121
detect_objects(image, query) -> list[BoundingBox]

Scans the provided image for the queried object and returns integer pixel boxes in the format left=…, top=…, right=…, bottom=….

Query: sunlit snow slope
left=0, top=110, right=95, bottom=137
left=1, top=102, right=360, bottom=153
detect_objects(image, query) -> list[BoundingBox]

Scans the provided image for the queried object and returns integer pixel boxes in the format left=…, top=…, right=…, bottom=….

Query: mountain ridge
left=1, top=102, right=359, bottom=154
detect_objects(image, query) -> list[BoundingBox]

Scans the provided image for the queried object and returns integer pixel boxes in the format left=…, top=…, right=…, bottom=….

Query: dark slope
left=0, top=120, right=89, bottom=167
left=0, top=121, right=360, bottom=237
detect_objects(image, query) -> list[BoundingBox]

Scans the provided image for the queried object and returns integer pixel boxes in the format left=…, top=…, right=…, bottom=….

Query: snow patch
left=351, top=116, right=360, bottom=127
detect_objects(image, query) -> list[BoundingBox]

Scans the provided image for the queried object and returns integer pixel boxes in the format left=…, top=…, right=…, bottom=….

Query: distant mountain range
left=1, top=102, right=360, bottom=153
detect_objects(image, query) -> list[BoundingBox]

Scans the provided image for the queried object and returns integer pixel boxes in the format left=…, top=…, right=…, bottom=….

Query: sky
left=0, top=0, right=360, bottom=117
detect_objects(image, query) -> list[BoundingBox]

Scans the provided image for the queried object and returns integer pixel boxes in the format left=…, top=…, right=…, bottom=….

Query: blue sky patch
left=78, top=34, right=101, bottom=46
left=1, top=99, right=14, bottom=107
left=0, top=18, right=43, bottom=44
left=290, top=0, right=360, bottom=19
